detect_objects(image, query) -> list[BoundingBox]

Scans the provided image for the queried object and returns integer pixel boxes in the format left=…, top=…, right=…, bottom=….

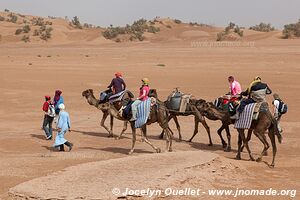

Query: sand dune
left=0, top=12, right=290, bottom=45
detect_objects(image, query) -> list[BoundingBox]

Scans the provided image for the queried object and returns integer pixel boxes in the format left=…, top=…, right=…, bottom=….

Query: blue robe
left=54, top=96, right=64, bottom=114
left=53, top=111, right=71, bottom=147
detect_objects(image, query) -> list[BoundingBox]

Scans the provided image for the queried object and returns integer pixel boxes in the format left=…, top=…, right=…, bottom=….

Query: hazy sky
left=0, top=0, right=299, bottom=28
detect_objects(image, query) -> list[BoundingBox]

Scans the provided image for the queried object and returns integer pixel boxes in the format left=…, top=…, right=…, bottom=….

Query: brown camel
left=193, top=99, right=281, bottom=167
left=191, top=99, right=236, bottom=151
left=159, top=101, right=212, bottom=145
left=81, top=89, right=127, bottom=137
left=82, top=89, right=173, bottom=154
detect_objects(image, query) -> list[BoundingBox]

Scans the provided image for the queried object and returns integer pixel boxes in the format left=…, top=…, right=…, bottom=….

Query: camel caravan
left=80, top=74, right=288, bottom=167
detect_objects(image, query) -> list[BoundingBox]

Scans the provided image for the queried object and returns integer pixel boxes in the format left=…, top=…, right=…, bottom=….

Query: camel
left=193, top=99, right=281, bottom=167
left=81, top=89, right=127, bottom=138
left=159, top=102, right=212, bottom=145
left=190, top=99, right=236, bottom=151
left=82, top=89, right=173, bottom=154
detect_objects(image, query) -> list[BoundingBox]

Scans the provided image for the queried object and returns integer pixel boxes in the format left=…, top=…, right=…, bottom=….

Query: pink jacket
left=230, top=80, right=242, bottom=95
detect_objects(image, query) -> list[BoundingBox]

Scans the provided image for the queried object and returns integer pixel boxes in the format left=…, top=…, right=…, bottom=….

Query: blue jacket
left=54, top=96, right=64, bottom=110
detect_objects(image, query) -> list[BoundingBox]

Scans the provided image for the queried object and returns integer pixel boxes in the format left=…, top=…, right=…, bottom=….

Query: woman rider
left=130, top=78, right=150, bottom=121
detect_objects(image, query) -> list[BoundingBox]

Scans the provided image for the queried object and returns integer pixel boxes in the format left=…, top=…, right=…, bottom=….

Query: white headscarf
left=58, top=103, right=65, bottom=110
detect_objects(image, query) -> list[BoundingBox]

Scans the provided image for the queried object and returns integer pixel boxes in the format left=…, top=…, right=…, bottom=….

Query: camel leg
left=236, top=133, right=242, bottom=160
left=268, top=126, right=277, bottom=167
left=224, top=125, right=231, bottom=152
left=141, top=125, right=161, bottom=153
left=188, top=117, right=199, bottom=142
left=110, top=114, right=114, bottom=135
left=172, top=116, right=182, bottom=141
left=217, top=124, right=227, bottom=148
left=100, top=111, right=113, bottom=137
left=159, top=115, right=173, bottom=139
left=164, top=127, right=172, bottom=152
left=200, top=117, right=212, bottom=146
left=129, top=122, right=136, bottom=155
left=116, top=121, right=128, bottom=140
left=253, top=130, right=269, bottom=162
left=241, top=129, right=253, bottom=152
left=238, top=129, right=255, bottom=161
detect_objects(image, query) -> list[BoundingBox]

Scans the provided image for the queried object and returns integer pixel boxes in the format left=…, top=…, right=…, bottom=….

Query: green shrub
left=282, top=19, right=300, bottom=39
left=15, top=29, right=23, bottom=35
left=217, top=22, right=243, bottom=41
left=32, top=17, right=45, bottom=26
left=228, top=22, right=235, bottom=29
left=249, top=23, right=275, bottom=32
left=234, top=26, right=244, bottom=37
left=174, top=19, right=182, bottom=24
left=102, top=18, right=158, bottom=41
left=8, top=14, right=18, bottom=23
left=189, top=22, right=198, bottom=26
left=147, top=25, right=160, bottom=33
left=71, top=16, right=82, bottom=29
left=33, top=29, right=40, bottom=36
left=23, top=25, right=31, bottom=33
left=4, top=9, right=10, bottom=12
left=21, top=35, right=30, bottom=42
left=40, top=27, right=53, bottom=40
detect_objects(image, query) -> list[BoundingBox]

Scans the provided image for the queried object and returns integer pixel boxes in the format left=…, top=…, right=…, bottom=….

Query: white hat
left=58, top=103, right=65, bottom=110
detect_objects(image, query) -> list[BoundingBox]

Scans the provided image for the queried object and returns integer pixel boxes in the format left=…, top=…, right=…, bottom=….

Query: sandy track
left=9, top=151, right=220, bottom=199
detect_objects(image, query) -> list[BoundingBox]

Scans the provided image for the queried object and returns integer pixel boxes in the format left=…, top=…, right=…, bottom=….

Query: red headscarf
left=45, top=95, right=51, bottom=101
left=54, top=90, right=62, bottom=104
left=115, top=72, right=122, bottom=78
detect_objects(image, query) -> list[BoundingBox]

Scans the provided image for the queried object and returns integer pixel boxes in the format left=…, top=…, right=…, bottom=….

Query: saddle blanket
left=108, top=90, right=126, bottom=103
left=135, top=99, right=151, bottom=128
left=234, top=103, right=257, bottom=129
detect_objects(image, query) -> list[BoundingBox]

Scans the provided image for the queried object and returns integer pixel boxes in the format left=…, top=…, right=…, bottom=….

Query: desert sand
left=0, top=12, right=300, bottom=200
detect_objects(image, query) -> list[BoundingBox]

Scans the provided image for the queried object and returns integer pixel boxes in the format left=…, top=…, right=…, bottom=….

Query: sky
left=0, top=0, right=299, bottom=28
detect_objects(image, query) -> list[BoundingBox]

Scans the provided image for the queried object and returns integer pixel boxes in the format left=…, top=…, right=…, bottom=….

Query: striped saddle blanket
left=234, top=103, right=261, bottom=129
left=135, top=99, right=152, bottom=128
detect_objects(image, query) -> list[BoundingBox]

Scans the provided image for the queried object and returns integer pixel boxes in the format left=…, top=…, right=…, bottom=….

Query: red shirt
left=42, top=101, right=51, bottom=112
left=139, top=86, right=150, bottom=101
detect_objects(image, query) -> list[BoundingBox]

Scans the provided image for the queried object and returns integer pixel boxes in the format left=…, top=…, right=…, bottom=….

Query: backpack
left=278, top=100, right=288, bottom=114
left=48, top=103, right=56, bottom=117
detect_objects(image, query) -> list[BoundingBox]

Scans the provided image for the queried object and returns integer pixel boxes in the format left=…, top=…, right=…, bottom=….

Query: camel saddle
left=166, top=89, right=192, bottom=113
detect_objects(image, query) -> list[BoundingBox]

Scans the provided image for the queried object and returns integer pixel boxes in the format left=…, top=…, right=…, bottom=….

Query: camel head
left=82, top=89, right=100, bottom=106
left=82, top=89, right=94, bottom=98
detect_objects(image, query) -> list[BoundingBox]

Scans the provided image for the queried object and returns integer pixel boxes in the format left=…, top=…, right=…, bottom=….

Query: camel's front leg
left=224, top=125, right=231, bottom=152
left=237, top=129, right=255, bottom=161
left=172, top=115, right=182, bottom=141
left=100, top=111, right=113, bottom=137
left=253, top=130, right=269, bottom=162
left=117, top=121, right=128, bottom=140
left=217, top=124, right=227, bottom=148
left=129, top=122, right=136, bottom=155
left=110, top=114, right=114, bottom=136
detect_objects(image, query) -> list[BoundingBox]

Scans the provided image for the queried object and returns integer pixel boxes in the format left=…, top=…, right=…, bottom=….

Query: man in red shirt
left=42, top=95, right=55, bottom=140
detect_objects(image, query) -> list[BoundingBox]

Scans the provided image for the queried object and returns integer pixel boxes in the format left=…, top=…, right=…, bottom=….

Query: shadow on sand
left=31, top=134, right=46, bottom=140
left=71, top=129, right=110, bottom=138
left=79, top=146, right=153, bottom=155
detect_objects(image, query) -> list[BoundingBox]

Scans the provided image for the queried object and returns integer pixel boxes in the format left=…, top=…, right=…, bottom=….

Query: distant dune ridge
left=0, top=10, right=298, bottom=44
